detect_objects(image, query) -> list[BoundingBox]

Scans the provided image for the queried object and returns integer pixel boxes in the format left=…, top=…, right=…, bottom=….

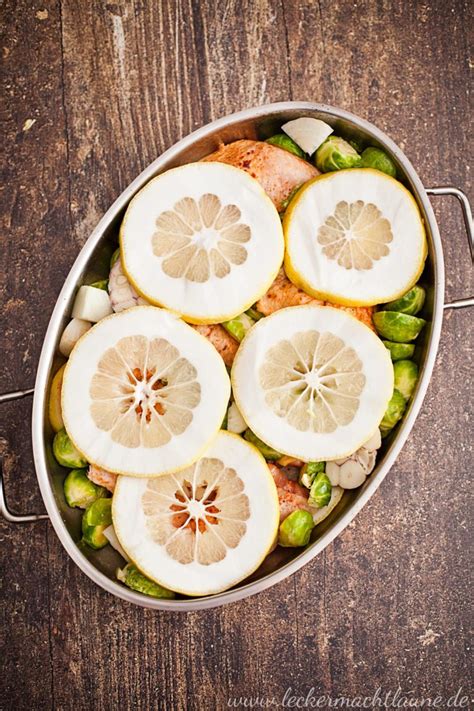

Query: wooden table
left=1, top=1, right=472, bottom=708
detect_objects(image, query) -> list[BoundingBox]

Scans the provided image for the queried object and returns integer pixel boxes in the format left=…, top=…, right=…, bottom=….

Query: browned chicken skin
left=202, top=139, right=319, bottom=212
left=193, top=324, right=239, bottom=367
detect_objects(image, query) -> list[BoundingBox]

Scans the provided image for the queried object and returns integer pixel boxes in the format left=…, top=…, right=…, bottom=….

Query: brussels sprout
left=373, top=311, right=426, bottom=342
left=53, top=429, right=88, bottom=469
left=348, top=137, right=365, bottom=153
left=315, top=136, right=362, bottom=172
left=265, top=133, right=305, bottom=158
left=279, top=184, right=303, bottom=213
left=393, top=360, right=418, bottom=401
left=382, top=340, right=416, bottom=361
left=117, top=563, right=176, bottom=599
left=89, top=279, right=109, bottom=291
left=110, top=247, right=120, bottom=267
left=360, top=147, right=397, bottom=177
left=64, top=468, right=107, bottom=509
left=299, top=461, right=325, bottom=489
left=383, top=285, right=426, bottom=316
left=222, top=313, right=255, bottom=342
left=309, top=473, right=332, bottom=508
left=379, top=389, right=407, bottom=437
left=244, top=429, right=282, bottom=460
left=245, top=306, right=264, bottom=321
left=82, top=498, right=113, bottom=549
left=278, top=509, right=314, bottom=547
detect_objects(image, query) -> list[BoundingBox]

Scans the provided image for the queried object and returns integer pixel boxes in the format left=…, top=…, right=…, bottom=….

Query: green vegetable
left=380, top=389, right=407, bottom=437
left=315, top=136, right=362, bottom=172
left=244, top=429, right=282, bottom=460
left=245, top=307, right=264, bottom=322
left=348, top=137, right=365, bottom=153
left=279, top=510, right=314, bottom=547
left=63, top=469, right=107, bottom=509
left=360, top=147, right=397, bottom=177
left=382, top=340, right=416, bottom=361
left=309, top=473, right=332, bottom=508
left=89, top=279, right=108, bottom=291
left=373, top=311, right=426, bottom=342
left=383, top=285, right=426, bottom=316
left=221, top=410, right=228, bottom=430
left=280, top=184, right=303, bottom=213
left=393, top=360, right=418, bottom=401
left=110, top=248, right=120, bottom=267
left=299, top=461, right=325, bottom=489
left=53, top=429, right=88, bottom=468
left=222, top=313, right=255, bottom=342
left=82, top=498, right=113, bottom=549
left=266, top=133, right=305, bottom=158
left=117, top=563, right=175, bottom=599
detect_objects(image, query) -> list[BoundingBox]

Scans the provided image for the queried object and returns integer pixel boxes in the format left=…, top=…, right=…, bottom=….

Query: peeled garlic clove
left=338, top=460, right=366, bottom=489
left=362, top=429, right=382, bottom=452
left=365, top=450, right=377, bottom=475
left=325, top=461, right=341, bottom=486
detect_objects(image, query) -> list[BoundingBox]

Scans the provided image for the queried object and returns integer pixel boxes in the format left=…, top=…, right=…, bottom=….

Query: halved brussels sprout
left=82, top=498, right=112, bottom=549
left=64, top=468, right=107, bottom=509
left=265, top=133, right=305, bottom=158
left=384, top=285, right=426, bottom=315
left=53, top=429, right=88, bottom=469
left=116, top=563, right=176, bottom=599
left=243, top=429, right=282, bottom=460
left=309, top=473, right=332, bottom=508
left=382, top=340, right=416, bottom=361
left=380, top=389, right=407, bottom=437
left=245, top=306, right=264, bottom=322
left=279, top=184, right=304, bottom=214
left=89, top=279, right=109, bottom=291
left=222, top=313, right=255, bottom=342
left=299, top=461, right=325, bottom=489
left=393, top=360, right=419, bottom=401
left=110, top=247, right=120, bottom=267
left=360, top=147, right=397, bottom=177
left=278, top=509, right=314, bottom=547
left=315, top=136, right=362, bottom=172
left=373, top=311, right=426, bottom=342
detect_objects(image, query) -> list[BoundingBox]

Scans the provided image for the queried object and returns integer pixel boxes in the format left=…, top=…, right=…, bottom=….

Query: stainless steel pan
left=1, top=102, right=473, bottom=610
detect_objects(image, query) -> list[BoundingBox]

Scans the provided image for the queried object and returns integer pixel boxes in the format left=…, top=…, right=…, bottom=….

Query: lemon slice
left=61, top=306, right=230, bottom=477
left=284, top=169, right=427, bottom=306
left=232, top=305, right=393, bottom=461
left=120, top=162, right=284, bottom=324
left=112, top=431, right=280, bottom=596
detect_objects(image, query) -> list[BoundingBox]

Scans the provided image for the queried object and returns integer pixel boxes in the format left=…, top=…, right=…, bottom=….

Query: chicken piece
left=268, top=463, right=312, bottom=522
left=257, top=269, right=375, bottom=331
left=202, top=139, right=318, bottom=212
left=87, top=464, right=117, bottom=494
left=193, top=324, right=239, bottom=367
left=256, top=268, right=323, bottom=315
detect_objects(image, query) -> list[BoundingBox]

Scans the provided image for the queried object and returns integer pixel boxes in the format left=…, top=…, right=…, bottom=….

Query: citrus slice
left=284, top=169, right=427, bottom=306
left=112, top=431, right=280, bottom=596
left=120, top=162, right=284, bottom=324
left=232, top=305, right=393, bottom=461
left=61, top=306, right=230, bottom=477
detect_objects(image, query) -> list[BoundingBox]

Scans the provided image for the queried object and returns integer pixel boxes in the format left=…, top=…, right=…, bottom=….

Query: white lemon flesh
left=120, top=162, right=284, bottom=324
left=284, top=169, right=427, bottom=306
left=232, top=305, right=393, bottom=461
left=61, top=306, right=230, bottom=477
left=112, top=431, right=280, bottom=596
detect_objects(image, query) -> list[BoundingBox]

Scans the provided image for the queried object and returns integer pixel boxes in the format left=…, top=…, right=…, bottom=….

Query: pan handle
left=426, top=186, right=474, bottom=310
left=0, top=388, right=49, bottom=523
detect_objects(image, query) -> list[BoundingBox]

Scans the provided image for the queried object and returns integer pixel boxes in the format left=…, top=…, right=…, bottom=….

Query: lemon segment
left=112, top=431, right=280, bottom=597
left=61, top=306, right=230, bottom=477
left=284, top=169, right=427, bottom=306
left=232, top=305, right=393, bottom=462
left=120, top=162, right=284, bottom=324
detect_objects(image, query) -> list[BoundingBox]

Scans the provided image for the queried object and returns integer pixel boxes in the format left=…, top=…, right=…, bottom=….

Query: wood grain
left=1, top=1, right=472, bottom=709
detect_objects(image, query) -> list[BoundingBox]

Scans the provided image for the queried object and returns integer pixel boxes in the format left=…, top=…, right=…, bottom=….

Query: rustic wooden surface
left=1, top=1, right=472, bottom=709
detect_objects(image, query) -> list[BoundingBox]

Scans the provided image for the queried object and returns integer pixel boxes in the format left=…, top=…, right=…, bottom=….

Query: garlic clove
left=325, top=461, right=341, bottom=486
left=362, top=429, right=382, bottom=452
left=338, top=460, right=367, bottom=489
